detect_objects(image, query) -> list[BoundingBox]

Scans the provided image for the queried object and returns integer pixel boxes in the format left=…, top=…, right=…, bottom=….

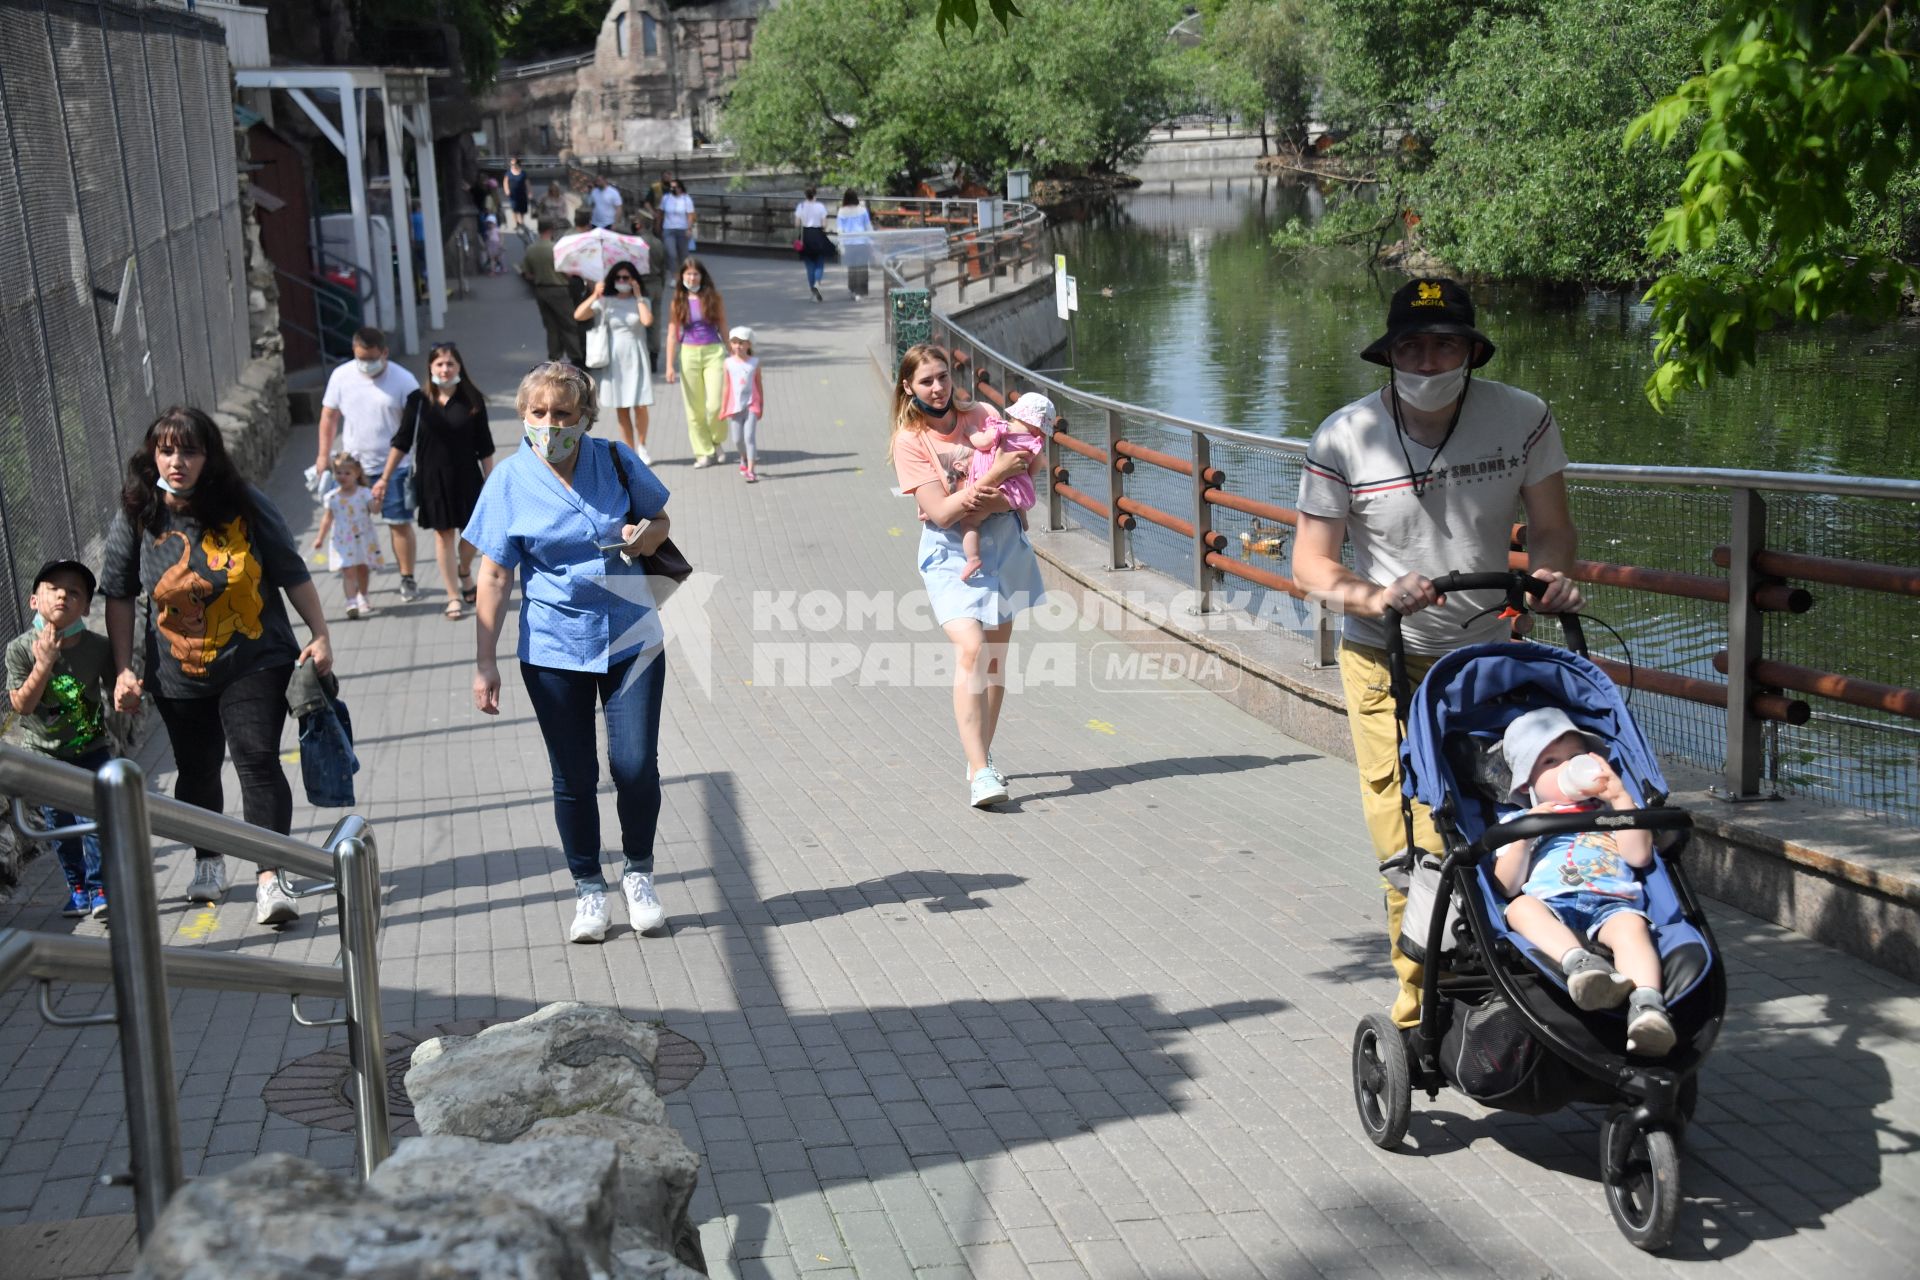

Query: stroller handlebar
left=1464, top=806, right=1694, bottom=862
left=1383, top=570, right=1588, bottom=719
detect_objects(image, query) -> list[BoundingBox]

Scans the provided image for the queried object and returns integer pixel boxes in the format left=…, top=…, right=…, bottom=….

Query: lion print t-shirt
left=100, top=487, right=309, bottom=698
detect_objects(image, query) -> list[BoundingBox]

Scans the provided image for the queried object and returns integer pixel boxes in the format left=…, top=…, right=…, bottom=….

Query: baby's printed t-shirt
left=893, top=410, right=990, bottom=523
left=1502, top=804, right=1645, bottom=906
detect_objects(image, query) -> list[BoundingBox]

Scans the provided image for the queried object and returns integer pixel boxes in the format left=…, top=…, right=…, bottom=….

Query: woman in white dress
left=574, top=259, right=655, bottom=462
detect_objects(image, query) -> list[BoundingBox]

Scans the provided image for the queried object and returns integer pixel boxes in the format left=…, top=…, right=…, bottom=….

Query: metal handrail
left=0, top=749, right=390, bottom=1240
left=0, top=748, right=333, bottom=881
left=883, top=238, right=1920, bottom=808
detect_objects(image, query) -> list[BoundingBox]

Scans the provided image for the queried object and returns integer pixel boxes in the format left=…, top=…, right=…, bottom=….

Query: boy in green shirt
left=5, top=560, right=115, bottom=918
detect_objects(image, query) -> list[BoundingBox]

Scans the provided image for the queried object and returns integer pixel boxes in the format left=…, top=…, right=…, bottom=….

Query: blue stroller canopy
left=1400, top=640, right=1669, bottom=840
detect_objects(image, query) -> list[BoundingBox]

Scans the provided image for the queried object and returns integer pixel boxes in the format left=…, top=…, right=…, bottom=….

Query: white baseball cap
left=1500, top=707, right=1604, bottom=803
left=1006, top=392, right=1057, bottom=430
left=728, top=326, right=755, bottom=344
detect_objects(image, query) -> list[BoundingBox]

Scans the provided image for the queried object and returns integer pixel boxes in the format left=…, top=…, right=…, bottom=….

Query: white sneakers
left=570, top=874, right=668, bottom=943
left=969, top=765, right=1010, bottom=808
left=255, top=875, right=300, bottom=926
left=569, top=889, right=611, bottom=943
left=623, top=871, right=667, bottom=934
left=187, top=858, right=230, bottom=903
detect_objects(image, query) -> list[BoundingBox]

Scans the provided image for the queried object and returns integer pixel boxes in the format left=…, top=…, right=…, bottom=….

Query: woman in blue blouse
left=464, top=363, right=675, bottom=944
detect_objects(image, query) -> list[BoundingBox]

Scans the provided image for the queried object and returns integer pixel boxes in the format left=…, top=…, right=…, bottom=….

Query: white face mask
left=355, top=357, right=386, bottom=378
left=1392, top=364, right=1469, bottom=413
left=614, top=281, right=634, bottom=294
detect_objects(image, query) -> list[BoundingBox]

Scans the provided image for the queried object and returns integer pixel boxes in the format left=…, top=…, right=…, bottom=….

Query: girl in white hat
left=720, top=326, right=765, bottom=482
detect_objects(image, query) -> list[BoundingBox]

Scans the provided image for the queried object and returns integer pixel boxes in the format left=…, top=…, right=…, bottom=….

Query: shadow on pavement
left=1004, top=752, right=1317, bottom=806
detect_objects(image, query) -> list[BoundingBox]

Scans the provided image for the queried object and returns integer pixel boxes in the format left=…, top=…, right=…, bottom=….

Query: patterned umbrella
left=553, top=228, right=650, bottom=281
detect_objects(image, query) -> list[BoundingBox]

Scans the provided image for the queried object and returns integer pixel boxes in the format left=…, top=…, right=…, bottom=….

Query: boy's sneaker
left=255, top=876, right=299, bottom=926
left=969, top=765, right=1009, bottom=809
left=1627, top=1001, right=1678, bottom=1057
left=61, top=888, right=90, bottom=918
left=569, top=889, right=609, bottom=943
left=399, top=576, right=422, bottom=603
left=621, top=871, right=667, bottom=934
left=89, top=889, right=108, bottom=920
left=187, top=858, right=230, bottom=903
left=1562, top=951, right=1633, bottom=1010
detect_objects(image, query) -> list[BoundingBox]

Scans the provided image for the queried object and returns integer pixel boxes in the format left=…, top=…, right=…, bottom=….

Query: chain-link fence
left=0, top=0, right=248, bottom=640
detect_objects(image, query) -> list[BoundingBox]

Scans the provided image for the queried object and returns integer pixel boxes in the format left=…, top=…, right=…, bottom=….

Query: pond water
left=1047, top=170, right=1920, bottom=480
left=1033, top=168, right=1920, bottom=821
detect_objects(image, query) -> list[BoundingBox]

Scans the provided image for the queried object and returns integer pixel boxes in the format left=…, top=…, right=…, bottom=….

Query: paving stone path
left=3, top=249, right=1919, bottom=1278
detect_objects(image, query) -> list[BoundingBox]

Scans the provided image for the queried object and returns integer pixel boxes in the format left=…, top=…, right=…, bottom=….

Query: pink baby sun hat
left=1006, top=392, right=1057, bottom=430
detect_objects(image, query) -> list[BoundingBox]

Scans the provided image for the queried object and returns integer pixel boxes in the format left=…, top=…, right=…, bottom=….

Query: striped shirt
left=1296, top=379, right=1568, bottom=654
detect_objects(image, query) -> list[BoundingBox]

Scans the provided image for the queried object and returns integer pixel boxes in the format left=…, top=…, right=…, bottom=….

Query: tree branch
left=1844, top=4, right=1895, bottom=56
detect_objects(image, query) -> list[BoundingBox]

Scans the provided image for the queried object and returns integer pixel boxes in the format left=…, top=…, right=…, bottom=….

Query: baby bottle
left=1558, top=754, right=1607, bottom=798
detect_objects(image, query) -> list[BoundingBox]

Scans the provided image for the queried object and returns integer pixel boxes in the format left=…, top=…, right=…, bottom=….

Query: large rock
left=518, top=1114, right=703, bottom=1269
left=132, top=1153, right=594, bottom=1280
left=370, top=1134, right=622, bottom=1272
left=407, top=1002, right=666, bottom=1138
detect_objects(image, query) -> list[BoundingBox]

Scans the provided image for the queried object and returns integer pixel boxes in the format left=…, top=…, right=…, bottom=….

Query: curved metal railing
left=0, top=747, right=390, bottom=1241
left=878, top=240, right=1920, bottom=822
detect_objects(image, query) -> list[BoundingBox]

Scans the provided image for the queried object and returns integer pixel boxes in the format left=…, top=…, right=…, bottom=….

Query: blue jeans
left=380, top=463, right=415, bottom=524
left=664, top=229, right=690, bottom=276
left=41, top=745, right=112, bottom=894
left=1545, top=888, right=1649, bottom=943
left=519, top=650, right=667, bottom=890
left=804, top=256, right=826, bottom=288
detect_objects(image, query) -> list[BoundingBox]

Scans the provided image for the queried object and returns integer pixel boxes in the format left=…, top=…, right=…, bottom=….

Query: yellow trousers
left=678, top=342, right=726, bottom=458
left=1338, top=641, right=1442, bottom=1028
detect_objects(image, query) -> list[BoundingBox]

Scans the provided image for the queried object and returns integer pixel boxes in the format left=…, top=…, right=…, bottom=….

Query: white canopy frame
left=234, top=67, right=446, bottom=354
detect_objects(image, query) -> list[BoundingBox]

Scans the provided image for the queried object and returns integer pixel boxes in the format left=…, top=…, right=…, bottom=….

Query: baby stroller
left=1347, top=572, right=1725, bottom=1251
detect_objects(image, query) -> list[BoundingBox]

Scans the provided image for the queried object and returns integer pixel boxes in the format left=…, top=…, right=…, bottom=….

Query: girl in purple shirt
left=662, top=257, right=730, bottom=467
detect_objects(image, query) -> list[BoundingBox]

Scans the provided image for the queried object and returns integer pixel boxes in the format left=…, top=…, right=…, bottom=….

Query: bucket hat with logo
left=1361, top=277, right=1496, bottom=368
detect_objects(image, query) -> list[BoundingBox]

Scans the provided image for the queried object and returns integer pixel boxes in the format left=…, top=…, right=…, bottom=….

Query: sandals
left=459, top=573, right=477, bottom=604
left=445, top=598, right=464, bottom=621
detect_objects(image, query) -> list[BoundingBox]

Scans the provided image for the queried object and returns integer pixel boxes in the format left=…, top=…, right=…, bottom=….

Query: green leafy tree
left=1408, top=0, right=1717, bottom=284
left=724, top=0, right=1187, bottom=189
left=1313, top=0, right=1542, bottom=129
left=500, top=0, right=606, bottom=60
left=1629, top=1, right=1920, bottom=407
left=1196, top=0, right=1317, bottom=153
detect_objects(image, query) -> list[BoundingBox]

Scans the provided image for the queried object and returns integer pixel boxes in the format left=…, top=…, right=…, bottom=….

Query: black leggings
left=152, top=663, right=296, bottom=859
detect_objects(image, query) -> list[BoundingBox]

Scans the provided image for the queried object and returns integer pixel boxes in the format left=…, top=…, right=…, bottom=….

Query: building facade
left=484, top=0, right=770, bottom=159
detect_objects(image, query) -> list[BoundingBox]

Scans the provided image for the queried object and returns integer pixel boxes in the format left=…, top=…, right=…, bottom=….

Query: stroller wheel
left=1351, top=1014, right=1412, bottom=1149
left=1600, top=1111, right=1681, bottom=1251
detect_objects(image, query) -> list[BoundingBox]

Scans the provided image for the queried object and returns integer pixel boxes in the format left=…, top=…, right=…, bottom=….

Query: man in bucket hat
left=1291, top=277, right=1584, bottom=1030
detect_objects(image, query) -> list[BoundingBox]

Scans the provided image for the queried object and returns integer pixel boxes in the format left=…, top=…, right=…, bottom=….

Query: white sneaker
left=692, top=455, right=713, bottom=469
left=568, top=889, right=610, bottom=943
left=635, top=445, right=652, bottom=465
left=964, top=751, right=998, bottom=781
left=255, top=875, right=300, bottom=926
left=355, top=593, right=375, bottom=617
left=187, top=858, right=230, bottom=903
left=622, top=871, right=667, bottom=934
left=969, top=766, right=1009, bottom=808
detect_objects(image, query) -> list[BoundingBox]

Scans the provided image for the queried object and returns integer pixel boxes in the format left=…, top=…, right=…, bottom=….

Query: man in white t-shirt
left=588, top=176, right=623, bottom=230
left=315, top=326, right=424, bottom=601
left=1291, top=277, right=1584, bottom=1030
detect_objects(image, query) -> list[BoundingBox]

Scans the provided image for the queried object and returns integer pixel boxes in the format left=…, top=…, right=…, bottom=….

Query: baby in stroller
left=1497, top=707, right=1676, bottom=1056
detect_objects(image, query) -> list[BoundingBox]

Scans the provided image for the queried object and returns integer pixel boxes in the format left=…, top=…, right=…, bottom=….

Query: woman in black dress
left=376, top=343, right=496, bottom=619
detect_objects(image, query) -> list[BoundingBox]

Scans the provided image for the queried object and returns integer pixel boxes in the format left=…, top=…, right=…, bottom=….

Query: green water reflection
left=1039, top=173, right=1920, bottom=821
left=1049, top=174, right=1920, bottom=479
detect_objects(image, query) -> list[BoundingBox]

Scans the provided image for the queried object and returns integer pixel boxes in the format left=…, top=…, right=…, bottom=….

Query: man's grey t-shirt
left=1296, top=379, right=1569, bottom=655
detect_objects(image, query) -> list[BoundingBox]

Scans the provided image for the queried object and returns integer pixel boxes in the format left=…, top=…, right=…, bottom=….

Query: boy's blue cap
left=32, top=559, right=96, bottom=599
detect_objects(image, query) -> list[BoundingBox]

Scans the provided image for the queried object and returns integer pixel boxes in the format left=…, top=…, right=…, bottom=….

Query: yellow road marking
left=280, top=750, right=300, bottom=762
left=1087, top=719, right=1117, bottom=735
left=179, top=907, right=220, bottom=940
left=887, top=527, right=902, bottom=538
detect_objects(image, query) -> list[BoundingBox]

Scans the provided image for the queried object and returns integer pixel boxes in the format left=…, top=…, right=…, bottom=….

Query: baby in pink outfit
left=961, top=393, right=1053, bottom=580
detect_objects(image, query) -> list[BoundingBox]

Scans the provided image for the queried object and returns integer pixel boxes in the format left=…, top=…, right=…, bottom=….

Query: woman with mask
left=378, top=343, right=497, bottom=620
left=573, top=259, right=655, bottom=463
left=102, top=407, right=334, bottom=926
left=464, top=362, right=677, bottom=945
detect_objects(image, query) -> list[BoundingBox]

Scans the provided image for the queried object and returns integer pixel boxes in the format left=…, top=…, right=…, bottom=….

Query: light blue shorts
left=919, top=511, right=1045, bottom=627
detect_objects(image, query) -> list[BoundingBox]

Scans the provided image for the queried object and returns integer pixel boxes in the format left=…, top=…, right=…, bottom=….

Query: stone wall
left=485, top=65, right=579, bottom=157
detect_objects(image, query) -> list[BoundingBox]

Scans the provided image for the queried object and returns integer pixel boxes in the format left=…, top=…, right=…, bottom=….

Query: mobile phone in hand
left=598, top=518, right=651, bottom=552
